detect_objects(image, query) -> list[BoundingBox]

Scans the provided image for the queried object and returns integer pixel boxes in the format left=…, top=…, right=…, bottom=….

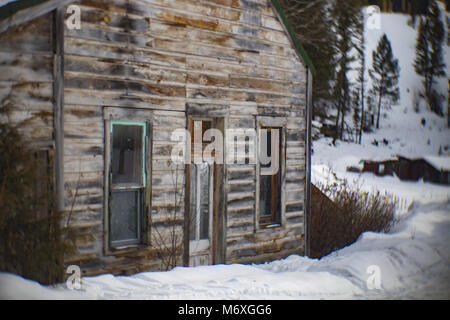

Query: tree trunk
left=359, top=88, right=365, bottom=144
left=376, top=88, right=383, bottom=129
left=334, top=99, right=341, bottom=144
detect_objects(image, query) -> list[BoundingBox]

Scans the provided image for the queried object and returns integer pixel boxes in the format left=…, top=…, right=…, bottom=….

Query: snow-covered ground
left=0, top=196, right=449, bottom=300
left=0, top=11, right=449, bottom=300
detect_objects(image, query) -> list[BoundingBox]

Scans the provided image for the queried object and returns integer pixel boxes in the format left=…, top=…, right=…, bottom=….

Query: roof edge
left=0, top=0, right=47, bottom=21
left=269, top=0, right=316, bottom=77
left=0, top=0, right=74, bottom=34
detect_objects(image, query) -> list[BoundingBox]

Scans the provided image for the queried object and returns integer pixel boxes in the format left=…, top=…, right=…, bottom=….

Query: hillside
left=313, top=11, right=450, bottom=202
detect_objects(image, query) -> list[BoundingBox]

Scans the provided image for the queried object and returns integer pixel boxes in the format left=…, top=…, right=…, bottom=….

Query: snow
left=0, top=0, right=19, bottom=7
left=0, top=11, right=449, bottom=301
left=1, top=197, right=448, bottom=300
left=423, top=155, right=450, bottom=171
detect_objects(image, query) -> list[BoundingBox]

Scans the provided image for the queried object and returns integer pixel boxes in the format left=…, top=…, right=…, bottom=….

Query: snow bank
left=423, top=155, right=450, bottom=172
left=1, top=200, right=448, bottom=300
left=0, top=272, right=89, bottom=300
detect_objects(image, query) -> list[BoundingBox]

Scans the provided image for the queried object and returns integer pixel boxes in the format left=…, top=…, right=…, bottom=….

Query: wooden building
left=362, top=156, right=450, bottom=185
left=0, top=0, right=314, bottom=276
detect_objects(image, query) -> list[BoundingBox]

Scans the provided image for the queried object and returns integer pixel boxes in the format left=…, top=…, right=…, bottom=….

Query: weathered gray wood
left=0, top=0, right=310, bottom=275
left=304, top=68, right=313, bottom=258
left=54, top=8, right=65, bottom=213
left=0, top=0, right=75, bottom=34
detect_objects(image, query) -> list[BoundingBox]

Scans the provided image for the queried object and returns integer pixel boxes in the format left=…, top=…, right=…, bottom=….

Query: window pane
left=189, top=164, right=197, bottom=241
left=199, top=162, right=210, bottom=240
left=259, top=127, right=281, bottom=224
left=110, top=190, right=141, bottom=243
left=112, top=124, right=143, bottom=185
left=260, top=174, right=272, bottom=217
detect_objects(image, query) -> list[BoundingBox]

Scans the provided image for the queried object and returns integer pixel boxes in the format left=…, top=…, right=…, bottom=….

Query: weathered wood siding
left=62, top=0, right=307, bottom=274
left=1, top=0, right=307, bottom=276
left=0, top=13, right=55, bottom=146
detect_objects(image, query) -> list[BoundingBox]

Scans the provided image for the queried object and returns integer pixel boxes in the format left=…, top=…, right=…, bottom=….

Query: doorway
left=186, top=117, right=225, bottom=266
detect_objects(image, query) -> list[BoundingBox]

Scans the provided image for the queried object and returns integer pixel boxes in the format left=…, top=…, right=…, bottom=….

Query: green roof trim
left=0, top=0, right=48, bottom=21
left=270, top=0, right=316, bottom=77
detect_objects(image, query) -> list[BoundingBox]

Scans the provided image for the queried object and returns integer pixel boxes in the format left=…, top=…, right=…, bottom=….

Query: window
left=259, top=127, right=282, bottom=226
left=109, top=121, right=147, bottom=247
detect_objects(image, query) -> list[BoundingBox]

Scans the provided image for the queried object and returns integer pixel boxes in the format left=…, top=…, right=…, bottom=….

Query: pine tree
left=331, top=0, right=365, bottom=142
left=428, top=1, right=446, bottom=97
left=369, top=34, right=400, bottom=129
left=279, top=0, right=337, bottom=115
left=414, top=18, right=431, bottom=95
left=352, top=89, right=361, bottom=142
left=414, top=0, right=446, bottom=112
left=355, top=9, right=366, bottom=144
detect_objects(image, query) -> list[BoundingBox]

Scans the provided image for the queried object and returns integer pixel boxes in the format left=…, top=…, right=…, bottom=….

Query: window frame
left=255, top=119, right=287, bottom=230
left=104, top=119, right=152, bottom=251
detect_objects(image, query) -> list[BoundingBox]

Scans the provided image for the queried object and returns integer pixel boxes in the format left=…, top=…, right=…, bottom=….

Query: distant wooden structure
left=362, top=156, right=450, bottom=185
left=0, top=0, right=314, bottom=276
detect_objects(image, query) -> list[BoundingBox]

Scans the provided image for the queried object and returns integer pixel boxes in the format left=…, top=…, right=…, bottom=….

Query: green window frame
left=108, top=120, right=147, bottom=247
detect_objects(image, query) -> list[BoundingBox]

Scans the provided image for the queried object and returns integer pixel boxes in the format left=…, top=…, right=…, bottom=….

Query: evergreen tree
left=331, top=0, right=365, bottom=142
left=279, top=0, right=336, bottom=115
left=414, top=0, right=446, bottom=112
left=369, top=34, right=400, bottom=129
left=352, top=89, right=361, bottom=142
left=355, top=8, right=367, bottom=144
left=414, top=18, right=431, bottom=95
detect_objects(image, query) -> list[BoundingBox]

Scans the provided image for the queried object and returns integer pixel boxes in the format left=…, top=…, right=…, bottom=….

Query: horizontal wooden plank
left=64, top=88, right=186, bottom=111
left=64, top=105, right=103, bottom=122
left=0, top=13, right=53, bottom=53
left=64, top=139, right=104, bottom=156
left=187, top=87, right=304, bottom=105
left=65, top=55, right=187, bottom=84
left=76, top=4, right=150, bottom=32
left=0, top=52, right=53, bottom=82
left=64, top=156, right=104, bottom=173
left=64, top=121, right=104, bottom=139
left=0, top=81, right=53, bottom=99
left=230, top=75, right=303, bottom=95
left=65, top=77, right=186, bottom=98
left=186, top=56, right=304, bottom=83
left=65, top=37, right=187, bottom=69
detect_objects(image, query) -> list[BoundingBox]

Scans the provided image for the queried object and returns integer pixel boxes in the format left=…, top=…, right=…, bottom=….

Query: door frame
left=184, top=115, right=227, bottom=266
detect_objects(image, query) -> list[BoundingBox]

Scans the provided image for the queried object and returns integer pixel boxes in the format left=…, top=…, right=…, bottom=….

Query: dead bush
left=310, top=182, right=397, bottom=259
left=0, top=111, right=78, bottom=285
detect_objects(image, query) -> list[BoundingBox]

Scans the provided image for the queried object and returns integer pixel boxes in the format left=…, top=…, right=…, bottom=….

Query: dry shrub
left=310, top=181, right=397, bottom=259
left=0, top=111, right=78, bottom=285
